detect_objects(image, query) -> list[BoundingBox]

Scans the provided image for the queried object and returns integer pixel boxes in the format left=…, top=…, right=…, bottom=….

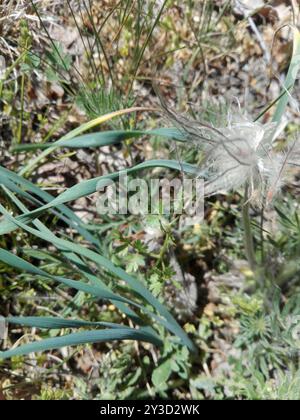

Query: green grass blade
left=6, top=316, right=129, bottom=330
left=272, top=27, right=300, bottom=123
left=0, top=165, right=99, bottom=246
left=0, top=245, right=172, bottom=335
left=0, top=207, right=197, bottom=352
left=0, top=248, right=136, bottom=306
left=0, top=328, right=162, bottom=360
left=1, top=178, right=158, bottom=328
left=0, top=159, right=199, bottom=236
left=11, top=128, right=185, bottom=152
left=19, top=107, right=155, bottom=176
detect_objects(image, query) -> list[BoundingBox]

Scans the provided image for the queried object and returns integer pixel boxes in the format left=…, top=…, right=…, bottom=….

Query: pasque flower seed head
left=164, top=105, right=297, bottom=205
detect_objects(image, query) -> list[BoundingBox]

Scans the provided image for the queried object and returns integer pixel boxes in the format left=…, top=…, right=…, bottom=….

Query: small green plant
left=225, top=292, right=300, bottom=400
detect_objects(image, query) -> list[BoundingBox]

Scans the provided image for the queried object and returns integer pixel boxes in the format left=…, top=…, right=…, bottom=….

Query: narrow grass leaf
left=272, top=27, right=300, bottom=123
left=0, top=328, right=162, bottom=359
left=11, top=128, right=185, bottom=152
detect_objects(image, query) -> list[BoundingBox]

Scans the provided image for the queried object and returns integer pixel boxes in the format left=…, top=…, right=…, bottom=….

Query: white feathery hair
left=161, top=102, right=298, bottom=205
